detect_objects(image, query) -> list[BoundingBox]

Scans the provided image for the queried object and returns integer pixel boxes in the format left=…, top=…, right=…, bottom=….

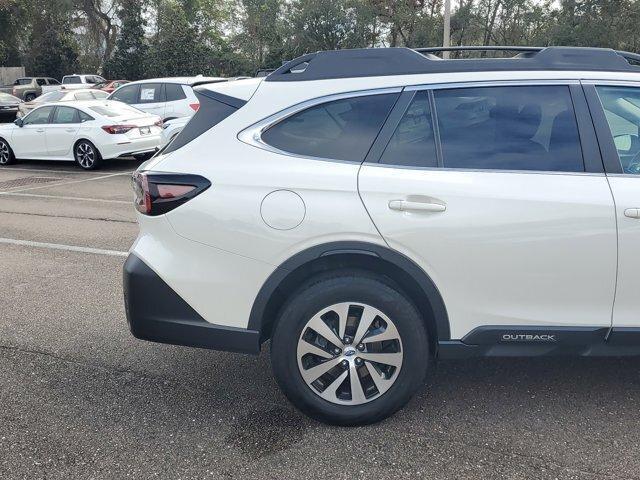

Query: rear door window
left=595, top=86, right=640, bottom=175
left=52, top=106, right=79, bottom=124
left=380, top=91, right=438, bottom=167
left=262, top=93, right=399, bottom=162
left=434, top=85, right=584, bottom=172
left=138, top=83, right=165, bottom=104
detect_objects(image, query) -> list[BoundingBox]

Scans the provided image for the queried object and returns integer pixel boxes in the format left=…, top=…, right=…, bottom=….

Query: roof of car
left=266, top=46, right=640, bottom=82
left=127, top=76, right=226, bottom=86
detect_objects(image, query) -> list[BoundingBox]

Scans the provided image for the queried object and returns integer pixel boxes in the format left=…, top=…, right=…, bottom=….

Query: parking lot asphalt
left=2, top=161, right=640, bottom=480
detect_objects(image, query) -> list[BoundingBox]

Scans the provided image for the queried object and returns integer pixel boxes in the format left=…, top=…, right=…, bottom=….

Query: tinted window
left=52, top=106, right=79, bottom=124
left=380, top=91, right=437, bottom=167
left=166, top=83, right=187, bottom=101
left=164, top=93, right=241, bottom=154
left=434, top=86, right=584, bottom=172
left=110, top=84, right=138, bottom=104
left=15, top=78, right=31, bottom=85
left=596, top=86, right=640, bottom=175
left=138, top=83, right=165, bottom=103
left=36, top=78, right=46, bottom=86
left=24, top=106, right=54, bottom=125
left=262, top=94, right=398, bottom=162
left=63, top=76, right=82, bottom=84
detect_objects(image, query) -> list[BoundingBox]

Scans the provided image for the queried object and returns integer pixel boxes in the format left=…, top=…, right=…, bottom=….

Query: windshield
left=35, top=91, right=66, bottom=103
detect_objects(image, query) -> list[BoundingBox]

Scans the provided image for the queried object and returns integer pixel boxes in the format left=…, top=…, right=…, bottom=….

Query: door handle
left=625, top=208, right=640, bottom=219
left=65, top=128, right=76, bottom=132
left=35, top=129, right=44, bottom=133
left=389, top=199, right=446, bottom=213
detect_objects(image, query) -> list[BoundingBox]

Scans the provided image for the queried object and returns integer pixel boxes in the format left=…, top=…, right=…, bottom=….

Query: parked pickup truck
left=61, top=74, right=107, bottom=90
left=0, top=77, right=62, bottom=101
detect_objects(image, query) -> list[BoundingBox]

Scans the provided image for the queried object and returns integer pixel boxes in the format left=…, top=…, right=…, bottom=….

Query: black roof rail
left=265, top=46, right=640, bottom=82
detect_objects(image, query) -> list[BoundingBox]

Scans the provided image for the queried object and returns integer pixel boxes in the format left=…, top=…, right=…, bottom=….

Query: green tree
left=145, top=0, right=209, bottom=77
left=0, top=0, right=26, bottom=66
left=26, top=1, right=79, bottom=78
left=104, top=0, right=148, bottom=79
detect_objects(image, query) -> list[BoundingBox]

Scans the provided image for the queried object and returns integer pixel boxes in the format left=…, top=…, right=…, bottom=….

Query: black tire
left=24, top=93, right=36, bottom=102
left=271, top=271, right=429, bottom=426
left=0, top=137, right=16, bottom=166
left=74, top=140, right=102, bottom=170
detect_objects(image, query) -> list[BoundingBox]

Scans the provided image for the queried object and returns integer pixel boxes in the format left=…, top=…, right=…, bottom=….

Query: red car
left=94, top=80, right=130, bottom=94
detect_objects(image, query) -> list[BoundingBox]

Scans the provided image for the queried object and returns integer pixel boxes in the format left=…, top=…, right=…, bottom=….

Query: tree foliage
left=3, top=0, right=640, bottom=79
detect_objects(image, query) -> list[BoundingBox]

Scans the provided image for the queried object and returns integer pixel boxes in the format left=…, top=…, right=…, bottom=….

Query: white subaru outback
left=124, top=46, right=640, bottom=425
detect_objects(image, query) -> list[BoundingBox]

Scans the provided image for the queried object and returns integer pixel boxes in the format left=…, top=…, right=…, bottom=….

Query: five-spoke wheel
left=0, top=138, right=15, bottom=165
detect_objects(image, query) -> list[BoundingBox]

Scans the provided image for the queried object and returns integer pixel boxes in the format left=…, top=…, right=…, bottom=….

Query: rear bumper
left=123, top=253, right=261, bottom=354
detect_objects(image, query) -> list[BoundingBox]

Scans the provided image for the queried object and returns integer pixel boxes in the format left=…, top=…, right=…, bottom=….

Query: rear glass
left=15, top=78, right=31, bottom=85
left=90, top=104, right=144, bottom=117
left=63, top=76, right=82, bottom=84
left=262, top=93, right=398, bottom=162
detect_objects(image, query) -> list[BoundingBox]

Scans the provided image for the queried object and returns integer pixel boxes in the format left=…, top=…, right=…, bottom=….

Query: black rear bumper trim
left=123, top=254, right=260, bottom=354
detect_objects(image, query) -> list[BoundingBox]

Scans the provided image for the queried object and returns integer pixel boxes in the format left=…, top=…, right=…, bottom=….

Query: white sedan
left=0, top=100, right=162, bottom=170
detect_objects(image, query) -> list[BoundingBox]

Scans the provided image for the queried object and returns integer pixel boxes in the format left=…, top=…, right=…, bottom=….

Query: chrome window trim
left=237, top=87, right=403, bottom=163
left=404, top=79, right=581, bottom=91
left=581, top=80, right=640, bottom=87
left=363, top=163, right=604, bottom=177
left=607, top=173, right=640, bottom=178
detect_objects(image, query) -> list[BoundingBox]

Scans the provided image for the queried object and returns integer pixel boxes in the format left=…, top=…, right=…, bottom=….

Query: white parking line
left=0, top=191, right=131, bottom=204
left=3, top=172, right=130, bottom=193
left=0, top=238, right=128, bottom=257
left=0, top=166, right=133, bottom=175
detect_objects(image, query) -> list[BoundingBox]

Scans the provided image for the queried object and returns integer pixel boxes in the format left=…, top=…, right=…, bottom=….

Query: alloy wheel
left=76, top=143, right=95, bottom=168
left=0, top=141, right=10, bottom=164
left=296, top=302, right=403, bottom=405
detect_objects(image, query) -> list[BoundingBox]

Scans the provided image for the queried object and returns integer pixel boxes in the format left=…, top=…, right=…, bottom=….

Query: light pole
left=443, top=0, right=451, bottom=59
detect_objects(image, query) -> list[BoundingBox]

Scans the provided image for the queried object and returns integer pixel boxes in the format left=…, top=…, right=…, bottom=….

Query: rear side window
left=380, top=91, right=437, bottom=167
left=262, top=94, right=399, bottom=162
left=36, top=78, right=46, bottom=86
left=166, top=83, right=187, bottom=101
left=63, top=76, right=82, bottom=84
left=434, top=85, right=584, bottom=172
left=15, top=78, right=30, bottom=85
left=110, top=84, right=139, bottom=104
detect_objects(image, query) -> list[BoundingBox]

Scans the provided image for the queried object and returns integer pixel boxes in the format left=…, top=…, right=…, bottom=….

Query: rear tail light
left=12, top=88, right=17, bottom=96
left=189, top=103, right=200, bottom=112
left=154, top=119, right=163, bottom=128
left=132, top=172, right=210, bottom=216
left=102, top=124, right=136, bottom=134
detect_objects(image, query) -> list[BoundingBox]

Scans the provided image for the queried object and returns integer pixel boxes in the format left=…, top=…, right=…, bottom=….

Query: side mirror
left=14, top=118, right=23, bottom=127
